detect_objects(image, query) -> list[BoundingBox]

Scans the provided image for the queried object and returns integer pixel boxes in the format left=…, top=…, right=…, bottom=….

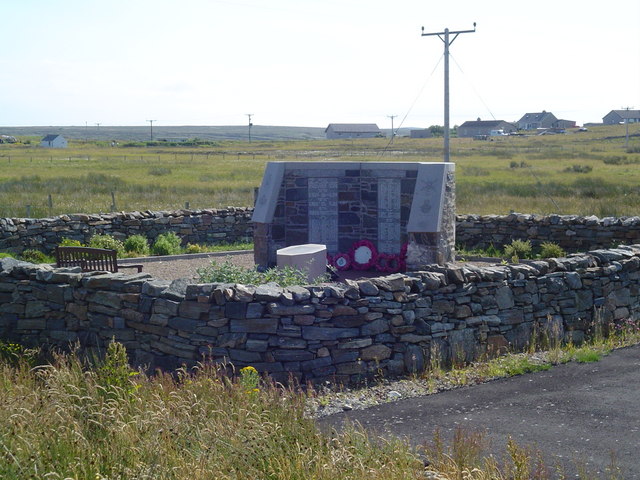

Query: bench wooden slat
left=55, top=246, right=143, bottom=273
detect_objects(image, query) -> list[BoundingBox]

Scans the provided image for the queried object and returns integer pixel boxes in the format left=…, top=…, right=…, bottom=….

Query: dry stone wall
left=2, top=245, right=640, bottom=385
left=457, top=213, right=640, bottom=251
left=0, top=208, right=253, bottom=254
left=3, top=209, right=640, bottom=256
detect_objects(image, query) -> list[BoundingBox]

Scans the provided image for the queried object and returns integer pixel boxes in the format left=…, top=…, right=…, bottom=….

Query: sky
left=1, top=0, right=639, bottom=129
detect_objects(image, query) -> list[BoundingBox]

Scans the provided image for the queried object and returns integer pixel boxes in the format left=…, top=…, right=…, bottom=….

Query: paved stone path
left=319, top=344, right=640, bottom=478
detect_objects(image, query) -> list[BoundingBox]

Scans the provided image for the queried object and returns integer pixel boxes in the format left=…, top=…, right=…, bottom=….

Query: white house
left=40, top=134, right=68, bottom=148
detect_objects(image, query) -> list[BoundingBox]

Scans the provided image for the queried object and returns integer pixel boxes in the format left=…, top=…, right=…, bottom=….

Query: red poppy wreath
left=350, top=239, right=378, bottom=270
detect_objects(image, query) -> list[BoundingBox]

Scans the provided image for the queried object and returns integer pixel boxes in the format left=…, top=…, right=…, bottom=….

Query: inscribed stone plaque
left=377, top=178, right=401, bottom=253
left=308, top=177, right=338, bottom=251
left=407, top=163, right=450, bottom=232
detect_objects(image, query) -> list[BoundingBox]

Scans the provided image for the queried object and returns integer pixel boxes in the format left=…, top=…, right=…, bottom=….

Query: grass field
left=1, top=124, right=638, bottom=218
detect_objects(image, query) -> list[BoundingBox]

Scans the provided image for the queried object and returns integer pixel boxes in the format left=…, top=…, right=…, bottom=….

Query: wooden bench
left=55, top=246, right=143, bottom=273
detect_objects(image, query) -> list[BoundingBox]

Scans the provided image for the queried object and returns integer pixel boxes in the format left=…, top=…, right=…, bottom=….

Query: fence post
left=48, top=194, right=53, bottom=217
left=26, top=205, right=31, bottom=217
left=185, top=201, right=190, bottom=210
left=110, top=191, right=117, bottom=212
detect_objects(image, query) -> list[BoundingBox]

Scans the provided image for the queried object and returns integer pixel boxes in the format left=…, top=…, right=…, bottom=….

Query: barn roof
left=459, top=120, right=507, bottom=128
left=41, top=134, right=63, bottom=141
left=608, top=109, right=640, bottom=119
left=325, top=123, right=381, bottom=133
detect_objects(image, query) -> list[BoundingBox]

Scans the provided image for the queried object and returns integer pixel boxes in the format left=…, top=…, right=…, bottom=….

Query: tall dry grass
left=0, top=348, right=422, bottom=480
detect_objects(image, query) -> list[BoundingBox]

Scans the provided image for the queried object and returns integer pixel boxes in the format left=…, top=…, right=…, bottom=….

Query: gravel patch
left=120, top=251, right=255, bottom=281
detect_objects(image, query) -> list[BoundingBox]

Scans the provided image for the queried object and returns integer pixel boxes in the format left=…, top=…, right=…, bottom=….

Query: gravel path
left=120, top=251, right=255, bottom=281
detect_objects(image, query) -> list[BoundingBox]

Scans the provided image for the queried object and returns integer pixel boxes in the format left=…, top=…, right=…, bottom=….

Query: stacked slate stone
left=0, top=208, right=253, bottom=254
left=456, top=213, right=640, bottom=252
left=2, top=245, right=640, bottom=386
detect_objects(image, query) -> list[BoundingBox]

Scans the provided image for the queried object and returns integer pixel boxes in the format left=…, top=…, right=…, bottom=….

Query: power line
left=449, top=53, right=496, bottom=121
left=378, top=55, right=443, bottom=157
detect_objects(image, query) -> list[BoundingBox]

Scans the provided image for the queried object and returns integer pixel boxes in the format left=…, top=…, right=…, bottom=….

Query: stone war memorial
left=252, top=161, right=456, bottom=273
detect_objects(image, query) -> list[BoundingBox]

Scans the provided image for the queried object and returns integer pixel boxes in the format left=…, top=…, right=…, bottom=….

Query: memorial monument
left=252, top=162, right=455, bottom=271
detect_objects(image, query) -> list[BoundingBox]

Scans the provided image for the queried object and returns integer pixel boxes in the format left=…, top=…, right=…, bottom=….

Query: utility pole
left=421, top=23, right=476, bottom=162
left=387, top=115, right=397, bottom=143
left=146, top=120, right=156, bottom=141
left=246, top=114, right=253, bottom=143
left=622, top=106, right=634, bottom=150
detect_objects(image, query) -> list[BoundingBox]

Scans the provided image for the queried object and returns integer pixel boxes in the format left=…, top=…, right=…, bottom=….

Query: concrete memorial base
left=277, top=244, right=327, bottom=283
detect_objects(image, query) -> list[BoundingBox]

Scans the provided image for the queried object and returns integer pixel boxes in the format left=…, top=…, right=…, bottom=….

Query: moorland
left=0, top=124, right=638, bottom=219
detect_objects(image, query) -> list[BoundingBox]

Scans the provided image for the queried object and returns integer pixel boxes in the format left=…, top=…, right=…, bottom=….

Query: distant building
left=553, top=119, right=576, bottom=129
left=409, top=129, right=433, bottom=139
left=603, top=109, right=640, bottom=125
left=40, top=134, right=68, bottom=148
left=325, top=123, right=382, bottom=139
left=517, top=111, right=557, bottom=130
left=0, top=135, right=17, bottom=144
left=457, top=119, right=517, bottom=138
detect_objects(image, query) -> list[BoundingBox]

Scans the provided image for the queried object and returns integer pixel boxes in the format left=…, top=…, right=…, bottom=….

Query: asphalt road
left=319, top=344, right=640, bottom=478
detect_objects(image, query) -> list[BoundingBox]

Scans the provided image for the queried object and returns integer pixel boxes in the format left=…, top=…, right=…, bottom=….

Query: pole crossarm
left=421, top=23, right=476, bottom=163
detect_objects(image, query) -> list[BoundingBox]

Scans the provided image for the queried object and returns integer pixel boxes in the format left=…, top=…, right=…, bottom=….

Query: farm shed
left=553, top=119, right=577, bottom=129
left=325, top=123, right=382, bottom=139
left=40, top=134, right=68, bottom=148
left=457, top=119, right=517, bottom=137
left=409, top=129, right=432, bottom=138
left=603, top=109, right=640, bottom=125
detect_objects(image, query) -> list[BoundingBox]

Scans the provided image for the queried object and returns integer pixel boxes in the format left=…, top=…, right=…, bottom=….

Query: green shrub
left=185, top=243, right=208, bottom=254
left=539, top=241, right=565, bottom=258
left=503, top=239, right=533, bottom=261
left=88, top=234, right=125, bottom=256
left=152, top=232, right=182, bottom=256
left=59, top=237, right=84, bottom=247
left=0, top=252, right=15, bottom=259
left=197, top=260, right=328, bottom=286
left=19, top=249, right=53, bottom=264
left=96, top=340, right=139, bottom=398
left=0, top=340, right=37, bottom=368
left=124, top=234, right=150, bottom=257
left=563, top=164, right=592, bottom=173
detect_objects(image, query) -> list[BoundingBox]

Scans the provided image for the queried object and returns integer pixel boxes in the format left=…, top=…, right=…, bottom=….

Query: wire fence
left=0, top=195, right=198, bottom=219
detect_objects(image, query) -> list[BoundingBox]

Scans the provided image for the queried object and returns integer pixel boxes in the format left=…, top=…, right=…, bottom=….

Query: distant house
left=603, top=109, right=640, bottom=125
left=409, top=129, right=433, bottom=139
left=517, top=111, right=557, bottom=130
left=457, top=119, right=517, bottom=138
left=553, top=119, right=576, bottom=130
left=325, top=123, right=382, bottom=140
left=40, top=134, right=68, bottom=148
